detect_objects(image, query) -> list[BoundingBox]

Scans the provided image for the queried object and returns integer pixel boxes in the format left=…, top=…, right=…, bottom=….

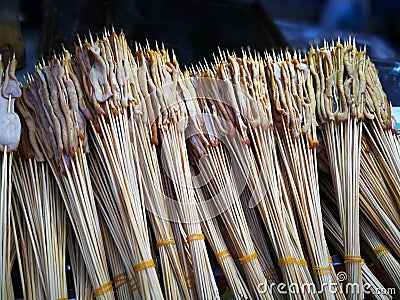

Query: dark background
left=1, top=0, right=399, bottom=105
left=2, top=0, right=400, bottom=67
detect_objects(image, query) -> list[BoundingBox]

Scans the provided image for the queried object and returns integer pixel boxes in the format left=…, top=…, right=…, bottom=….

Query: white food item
left=0, top=91, right=21, bottom=152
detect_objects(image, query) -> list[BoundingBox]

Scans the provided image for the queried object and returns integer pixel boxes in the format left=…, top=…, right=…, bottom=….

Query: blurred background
left=1, top=0, right=399, bottom=104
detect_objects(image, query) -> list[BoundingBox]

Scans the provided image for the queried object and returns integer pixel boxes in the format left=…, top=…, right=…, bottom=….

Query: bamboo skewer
left=135, top=118, right=191, bottom=300
left=240, top=187, right=281, bottom=283
left=133, top=48, right=191, bottom=298
left=161, top=169, right=199, bottom=300
left=0, top=56, right=22, bottom=300
left=319, top=189, right=393, bottom=300
left=319, top=140, right=400, bottom=258
left=12, top=98, right=68, bottom=299
left=67, top=222, right=94, bottom=300
left=361, top=57, right=400, bottom=209
left=100, top=216, right=133, bottom=299
left=77, top=32, right=170, bottom=298
left=17, top=54, right=114, bottom=299
left=187, top=98, right=274, bottom=298
left=365, top=121, right=400, bottom=210
left=4, top=27, right=400, bottom=300
left=8, top=197, right=19, bottom=300
left=355, top=145, right=400, bottom=256
left=12, top=158, right=68, bottom=299
left=146, top=49, right=220, bottom=299
left=88, top=143, right=141, bottom=298
left=60, top=144, right=113, bottom=300
left=0, top=148, right=14, bottom=299
left=316, top=39, right=366, bottom=299
left=159, top=126, right=220, bottom=299
left=74, top=31, right=185, bottom=299
left=360, top=139, right=400, bottom=228
left=12, top=200, right=45, bottom=299
left=193, top=182, right=252, bottom=299
left=360, top=218, right=400, bottom=290
left=194, top=49, right=317, bottom=299
left=318, top=39, right=399, bottom=297
left=219, top=50, right=318, bottom=298
left=265, top=49, right=342, bottom=299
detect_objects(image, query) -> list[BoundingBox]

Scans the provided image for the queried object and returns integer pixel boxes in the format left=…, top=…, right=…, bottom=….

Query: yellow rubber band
left=373, top=246, right=388, bottom=253
left=344, top=255, right=363, bottom=264
left=377, top=250, right=390, bottom=259
left=187, top=234, right=205, bottom=243
left=278, top=256, right=297, bottom=267
left=216, top=250, right=231, bottom=264
left=361, top=259, right=366, bottom=266
left=328, top=256, right=333, bottom=263
left=373, top=246, right=390, bottom=259
left=297, top=258, right=308, bottom=266
left=113, top=273, right=127, bottom=282
left=93, top=281, right=113, bottom=298
left=238, top=252, right=258, bottom=264
left=134, top=259, right=156, bottom=272
left=312, top=265, right=331, bottom=275
left=315, top=270, right=331, bottom=275
left=56, top=298, right=68, bottom=300
left=115, top=278, right=129, bottom=291
left=156, top=238, right=175, bottom=249
left=113, top=273, right=128, bottom=291
left=312, top=265, right=331, bottom=271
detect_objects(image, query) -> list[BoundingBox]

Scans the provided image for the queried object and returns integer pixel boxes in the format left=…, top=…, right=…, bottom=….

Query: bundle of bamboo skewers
left=0, top=30, right=399, bottom=300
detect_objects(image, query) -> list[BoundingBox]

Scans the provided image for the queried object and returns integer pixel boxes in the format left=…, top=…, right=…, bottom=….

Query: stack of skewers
left=0, top=30, right=398, bottom=300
